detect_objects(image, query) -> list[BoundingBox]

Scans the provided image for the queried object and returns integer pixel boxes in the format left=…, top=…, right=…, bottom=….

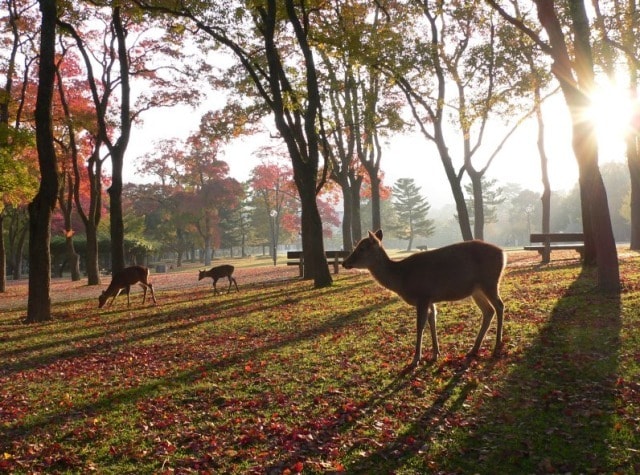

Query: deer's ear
left=374, top=229, right=383, bottom=241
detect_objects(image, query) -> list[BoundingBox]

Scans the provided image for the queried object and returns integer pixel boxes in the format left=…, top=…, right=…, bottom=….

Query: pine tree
left=390, top=178, right=435, bottom=251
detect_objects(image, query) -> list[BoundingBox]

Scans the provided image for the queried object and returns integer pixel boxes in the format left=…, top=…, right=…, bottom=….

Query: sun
left=587, top=79, right=639, bottom=146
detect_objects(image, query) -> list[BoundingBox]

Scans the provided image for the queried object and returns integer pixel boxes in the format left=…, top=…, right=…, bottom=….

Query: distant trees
left=8, top=0, right=638, bottom=311
left=390, top=178, right=435, bottom=251
left=135, top=131, right=243, bottom=264
left=0, top=0, right=39, bottom=292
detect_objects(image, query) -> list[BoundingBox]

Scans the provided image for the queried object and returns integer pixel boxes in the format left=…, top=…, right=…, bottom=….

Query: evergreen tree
left=390, top=178, right=435, bottom=251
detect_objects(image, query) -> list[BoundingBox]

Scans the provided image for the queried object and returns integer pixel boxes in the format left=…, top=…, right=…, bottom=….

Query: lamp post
left=270, top=209, right=277, bottom=266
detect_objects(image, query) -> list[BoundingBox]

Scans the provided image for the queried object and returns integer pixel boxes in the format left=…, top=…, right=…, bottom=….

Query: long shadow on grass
left=348, top=265, right=622, bottom=474
left=0, top=287, right=394, bottom=457
left=0, top=276, right=369, bottom=377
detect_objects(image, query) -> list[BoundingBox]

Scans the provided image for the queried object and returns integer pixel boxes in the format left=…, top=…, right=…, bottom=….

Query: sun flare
left=587, top=79, right=638, bottom=144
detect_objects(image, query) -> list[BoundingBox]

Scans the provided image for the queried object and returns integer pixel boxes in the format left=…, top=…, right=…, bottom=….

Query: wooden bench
left=287, top=250, right=351, bottom=276
left=524, top=233, right=585, bottom=259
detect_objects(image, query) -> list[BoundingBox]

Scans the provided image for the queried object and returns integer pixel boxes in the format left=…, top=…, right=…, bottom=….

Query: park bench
left=524, top=232, right=585, bottom=259
left=287, top=250, right=351, bottom=276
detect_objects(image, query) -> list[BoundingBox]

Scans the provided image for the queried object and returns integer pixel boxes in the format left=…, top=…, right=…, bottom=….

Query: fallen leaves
left=1, top=254, right=640, bottom=472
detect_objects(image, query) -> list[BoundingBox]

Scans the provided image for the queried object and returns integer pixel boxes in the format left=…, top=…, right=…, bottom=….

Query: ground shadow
left=347, top=265, right=623, bottom=473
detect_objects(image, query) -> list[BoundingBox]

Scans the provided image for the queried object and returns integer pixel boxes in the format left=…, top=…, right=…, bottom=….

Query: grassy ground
left=1, top=250, right=639, bottom=473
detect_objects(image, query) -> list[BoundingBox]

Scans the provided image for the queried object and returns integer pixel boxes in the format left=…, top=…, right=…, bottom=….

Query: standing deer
left=98, top=265, right=157, bottom=308
left=198, top=265, right=239, bottom=294
left=343, top=230, right=506, bottom=368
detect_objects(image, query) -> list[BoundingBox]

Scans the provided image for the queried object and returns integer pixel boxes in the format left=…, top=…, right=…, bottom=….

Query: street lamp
left=270, top=210, right=277, bottom=266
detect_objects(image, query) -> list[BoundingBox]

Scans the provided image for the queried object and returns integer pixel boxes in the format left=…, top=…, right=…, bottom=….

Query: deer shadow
left=347, top=265, right=623, bottom=473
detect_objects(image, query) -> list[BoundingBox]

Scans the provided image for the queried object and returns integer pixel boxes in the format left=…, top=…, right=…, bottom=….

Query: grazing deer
left=343, top=230, right=506, bottom=368
left=98, top=265, right=157, bottom=308
left=198, top=265, right=239, bottom=294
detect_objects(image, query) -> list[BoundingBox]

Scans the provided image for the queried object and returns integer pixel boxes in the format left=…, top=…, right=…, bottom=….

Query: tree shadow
left=347, top=265, right=623, bottom=473
left=0, top=291, right=397, bottom=450
left=0, top=276, right=371, bottom=377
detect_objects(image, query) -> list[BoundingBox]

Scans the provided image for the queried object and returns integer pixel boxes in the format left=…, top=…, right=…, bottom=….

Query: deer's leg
left=427, top=303, right=439, bottom=360
left=213, top=278, right=219, bottom=294
left=226, top=276, right=233, bottom=293
left=470, top=290, right=496, bottom=356
left=486, top=290, right=504, bottom=356
left=139, top=283, right=148, bottom=304
left=232, top=277, right=239, bottom=292
left=148, top=283, right=157, bottom=304
left=125, top=285, right=132, bottom=308
left=109, top=289, right=122, bottom=307
left=413, top=301, right=433, bottom=367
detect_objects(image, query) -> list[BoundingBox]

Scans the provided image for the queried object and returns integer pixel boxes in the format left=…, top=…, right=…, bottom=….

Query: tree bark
left=0, top=214, right=5, bottom=292
left=108, top=6, right=131, bottom=274
left=26, top=0, right=58, bottom=323
left=625, top=12, right=640, bottom=249
left=628, top=130, right=640, bottom=249
left=351, top=177, right=363, bottom=243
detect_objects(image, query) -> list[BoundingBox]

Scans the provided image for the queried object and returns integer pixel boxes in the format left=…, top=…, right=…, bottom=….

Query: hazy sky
left=126, top=90, right=630, bottom=210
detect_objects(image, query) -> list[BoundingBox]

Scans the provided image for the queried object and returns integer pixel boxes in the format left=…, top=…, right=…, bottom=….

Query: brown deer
left=98, top=265, right=157, bottom=308
left=343, top=230, right=506, bottom=368
left=198, top=265, right=239, bottom=294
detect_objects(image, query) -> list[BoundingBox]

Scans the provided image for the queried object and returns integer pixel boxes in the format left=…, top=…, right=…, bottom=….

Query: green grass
left=1, top=252, right=640, bottom=473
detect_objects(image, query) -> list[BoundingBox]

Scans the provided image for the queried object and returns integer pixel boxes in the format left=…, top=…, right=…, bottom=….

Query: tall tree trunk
left=351, top=178, right=363, bottom=243
left=0, top=214, right=5, bottom=292
left=65, top=234, right=80, bottom=281
left=26, top=0, right=58, bottom=323
left=340, top=181, right=354, bottom=252
left=536, top=100, right=552, bottom=264
left=626, top=33, right=640, bottom=249
left=86, top=222, right=100, bottom=281
left=108, top=6, right=131, bottom=274
left=14, top=224, right=26, bottom=280
left=59, top=173, right=81, bottom=281
left=532, top=0, right=620, bottom=292
left=296, top=173, right=330, bottom=283
left=369, top=174, right=382, bottom=232
left=469, top=170, right=485, bottom=240
left=628, top=130, right=640, bottom=249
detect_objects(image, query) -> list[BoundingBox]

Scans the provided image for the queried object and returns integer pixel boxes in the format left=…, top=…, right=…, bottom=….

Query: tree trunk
left=0, top=214, right=5, bottom=292
left=108, top=7, right=132, bottom=275
left=26, top=0, right=58, bottom=323
left=627, top=58, right=640, bottom=249
left=533, top=0, right=619, bottom=292
left=108, top=178, right=126, bottom=273
left=341, top=182, right=354, bottom=252
left=299, top=189, right=331, bottom=285
left=352, top=179, right=363, bottom=243
left=469, top=170, right=485, bottom=240
left=628, top=134, right=640, bottom=249
left=370, top=174, right=382, bottom=232
left=535, top=86, right=552, bottom=263
left=85, top=222, right=100, bottom=284
left=9, top=218, right=27, bottom=281
left=65, top=235, right=81, bottom=281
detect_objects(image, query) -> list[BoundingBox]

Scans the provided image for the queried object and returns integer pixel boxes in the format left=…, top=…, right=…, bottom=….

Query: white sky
left=126, top=90, right=630, bottom=210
